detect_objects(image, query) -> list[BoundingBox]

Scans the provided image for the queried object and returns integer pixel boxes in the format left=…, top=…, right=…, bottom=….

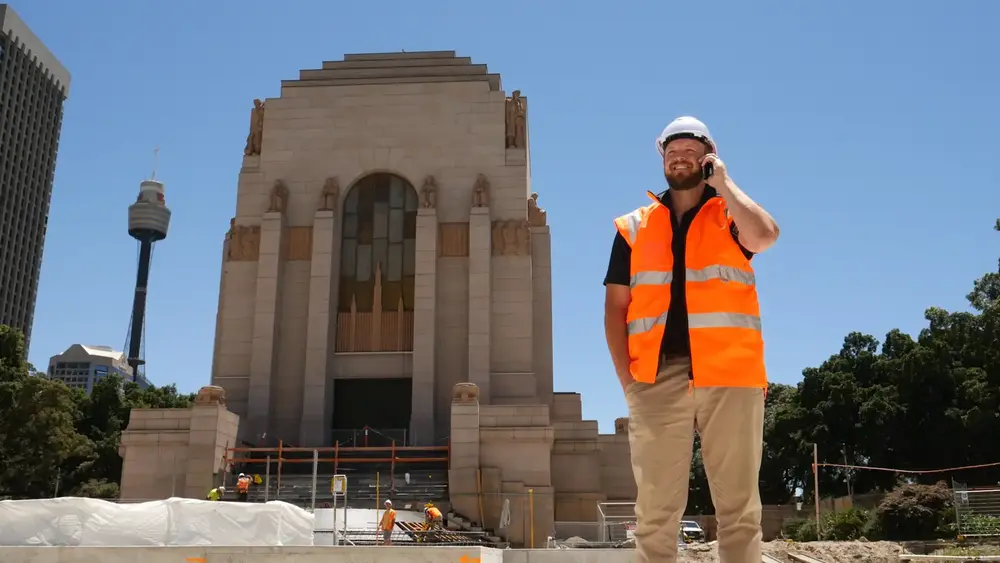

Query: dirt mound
left=677, top=540, right=904, bottom=562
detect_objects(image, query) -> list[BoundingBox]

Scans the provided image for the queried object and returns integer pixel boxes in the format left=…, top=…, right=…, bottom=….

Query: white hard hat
left=219, top=486, right=226, bottom=492
left=384, top=499, right=392, bottom=506
left=655, top=116, right=717, bottom=156
left=239, top=473, right=246, bottom=478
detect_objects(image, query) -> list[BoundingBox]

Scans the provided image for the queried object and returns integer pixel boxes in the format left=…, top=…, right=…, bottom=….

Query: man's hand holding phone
left=700, top=153, right=728, bottom=190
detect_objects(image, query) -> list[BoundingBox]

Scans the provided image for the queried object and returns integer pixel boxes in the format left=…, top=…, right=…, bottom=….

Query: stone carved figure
left=472, top=174, right=490, bottom=208
left=505, top=90, right=526, bottom=149
left=194, top=385, right=227, bottom=406
left=502, top=221, right=518, bottom=254
left=243, top=99, right=266, bottom=156
left=491, top=221, right=504, bottom=256
left=241, top=227, right=260, bottom=259
left=516, top=221, right=531, bottom=254
left=452, top=382, right=480, bottom=403
left=614, top=417, right=630, bottom=435
left=421, top=176, right=437, bottom=209
left=226, top=220, right=262, bottom=262
left=268, top=180, right=289, bottom=213
left=492, top=219, right=531, bottom=256
left=528, top=192, right=547, bottom=226
left=320, top=177, right=340, bottom=211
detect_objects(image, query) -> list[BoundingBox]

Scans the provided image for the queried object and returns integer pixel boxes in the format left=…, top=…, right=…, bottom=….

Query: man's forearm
left=717, top=177, right=779, bottom=253
left=604, top=310, right=632, bottom=382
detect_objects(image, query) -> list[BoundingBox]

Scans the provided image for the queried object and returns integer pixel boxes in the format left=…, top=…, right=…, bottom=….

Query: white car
left=679, top=520, right=705, bottom=543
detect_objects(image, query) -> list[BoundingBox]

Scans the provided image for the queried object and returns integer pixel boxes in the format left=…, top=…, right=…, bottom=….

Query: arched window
left=337, top=173, right=418, bottom=352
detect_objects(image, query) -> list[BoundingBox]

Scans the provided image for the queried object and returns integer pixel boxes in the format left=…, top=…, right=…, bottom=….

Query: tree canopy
left=0, top=325, right=194, bottom=499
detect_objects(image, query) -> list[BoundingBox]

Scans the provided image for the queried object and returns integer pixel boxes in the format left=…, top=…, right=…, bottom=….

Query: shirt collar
left=656, top=186, right=719, bottom=210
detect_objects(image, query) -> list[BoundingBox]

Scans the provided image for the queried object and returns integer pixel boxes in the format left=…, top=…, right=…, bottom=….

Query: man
left=424, top=503, right=443, bottom=529
left=378, top=499, right=397, bottom=546
left=206, top=485, right=225, bottom=501
left=604, top=116, right=779, bottom=563
left=236, top=473, right=251, bottom=502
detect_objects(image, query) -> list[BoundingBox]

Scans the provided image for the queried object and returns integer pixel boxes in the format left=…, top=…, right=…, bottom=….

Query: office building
left=0, top=5, right=71, bottom=351
left=48, top=344, right=150, bottom=394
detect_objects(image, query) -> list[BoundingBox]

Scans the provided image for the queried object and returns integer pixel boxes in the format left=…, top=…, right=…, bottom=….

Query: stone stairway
left=443, top=507, right=504, bottom=546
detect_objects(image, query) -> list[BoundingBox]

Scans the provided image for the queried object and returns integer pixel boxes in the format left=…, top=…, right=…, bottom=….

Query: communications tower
left=125, top=154, right=171, bottom=382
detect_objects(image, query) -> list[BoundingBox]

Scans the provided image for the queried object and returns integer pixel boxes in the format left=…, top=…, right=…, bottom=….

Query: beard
left=664, top=165, right=702, bottom=191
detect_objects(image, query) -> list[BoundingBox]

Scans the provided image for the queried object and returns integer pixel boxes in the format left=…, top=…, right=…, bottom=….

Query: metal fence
left=329, top=428, right=408, bottom=447
left=954, top=487, right=1000, bottom=538
left=596, top=501, right=636, bottom=544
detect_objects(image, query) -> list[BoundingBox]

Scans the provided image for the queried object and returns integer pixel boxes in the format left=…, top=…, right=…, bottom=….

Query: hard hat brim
left=656, top=132, right=717, bottom=156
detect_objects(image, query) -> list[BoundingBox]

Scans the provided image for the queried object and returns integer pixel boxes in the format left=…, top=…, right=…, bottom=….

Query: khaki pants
left=626, top=357, right=764, bottom=563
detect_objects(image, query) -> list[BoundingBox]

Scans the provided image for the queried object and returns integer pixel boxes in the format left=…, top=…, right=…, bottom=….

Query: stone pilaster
left=299, top=209, right=335, bottom=446
left=531, top=225, right=553, bottom=404
left=410, top=207, right=437, bottom=445
left=448, top=383, right=482, bottom=523
left=468, top=206, right=492, bottom=403
left=247, top=212, right=285, bottom=440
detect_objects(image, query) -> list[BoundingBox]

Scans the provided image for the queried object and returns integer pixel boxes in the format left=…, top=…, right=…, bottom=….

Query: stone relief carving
left=194, top=385, right=227, bottom=406
left=472, top=174, right=490, bottom=208
left=243, top=98, right=266, bottom=156
left=268, top=180, right=289, bottom=213
left=320, top=177, right=339, bottom=211
left=491, top=219, right=531, bottom=256
left=225, top=218, right=261, bottom=262
left=439, top=223, right=470, bottom=257
left=504, top=90, right=526, bottom=149
left=420, top=175, right=437, bottom=209
left=286, top=226, right=313, bottom=260
left=528, top=192, right=547, bottom=226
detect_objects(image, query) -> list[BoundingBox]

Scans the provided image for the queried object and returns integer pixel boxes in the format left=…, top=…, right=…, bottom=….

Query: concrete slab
left=0, top=546, right=503, bottom=563
left=0, top=547, right=637, bottom=563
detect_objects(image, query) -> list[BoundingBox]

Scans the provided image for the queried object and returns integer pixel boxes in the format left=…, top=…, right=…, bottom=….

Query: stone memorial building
left=210, top=51, right=554, bottom=447
left=114, top=52, right=639, bottom=537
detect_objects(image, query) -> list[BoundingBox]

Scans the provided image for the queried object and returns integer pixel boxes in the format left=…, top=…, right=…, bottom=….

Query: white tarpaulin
left=0, top=497, right=314, bottom=546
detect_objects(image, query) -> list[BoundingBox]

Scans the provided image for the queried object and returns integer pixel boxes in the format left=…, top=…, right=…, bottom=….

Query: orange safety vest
left=614, top=191, right=766, bottom=388
left=381, top=508, right=396, bottom=529
left=237, top=477, right=250, bottom=493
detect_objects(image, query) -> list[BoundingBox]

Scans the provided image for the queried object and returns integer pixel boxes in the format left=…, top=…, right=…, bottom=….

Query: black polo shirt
left=603, top=188, right=754, bottom=358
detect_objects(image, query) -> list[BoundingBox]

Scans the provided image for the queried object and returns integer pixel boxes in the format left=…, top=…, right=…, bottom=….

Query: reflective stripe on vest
left=614, top=191, right=767, bottom=387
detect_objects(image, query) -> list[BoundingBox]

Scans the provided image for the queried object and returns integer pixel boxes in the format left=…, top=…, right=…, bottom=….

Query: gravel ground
left=676, top=540, right=905, bottom=562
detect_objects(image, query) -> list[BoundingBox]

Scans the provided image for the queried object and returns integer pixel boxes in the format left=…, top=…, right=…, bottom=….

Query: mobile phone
left=702, top=162, right=714, bottom=180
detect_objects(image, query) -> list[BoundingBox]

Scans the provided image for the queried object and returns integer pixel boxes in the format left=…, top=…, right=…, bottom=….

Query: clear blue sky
left=21, top=0, right=999, bottom=432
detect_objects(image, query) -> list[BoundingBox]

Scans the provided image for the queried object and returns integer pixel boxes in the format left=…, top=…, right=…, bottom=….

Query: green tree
left=761, top=217, right=1000, bottom=506
left=0, top=325, right=196, bottom=498
left=0, top=327, right=94, bottom=498
left=74, top=373, right=195, bottom=486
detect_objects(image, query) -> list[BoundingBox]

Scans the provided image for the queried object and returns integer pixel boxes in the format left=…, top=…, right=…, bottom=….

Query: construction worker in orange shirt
left=236, top=473, right=251, bottom=502
left=423, top=503, right=443, bottom=529
left=378, top=499, right=397, bottom=545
